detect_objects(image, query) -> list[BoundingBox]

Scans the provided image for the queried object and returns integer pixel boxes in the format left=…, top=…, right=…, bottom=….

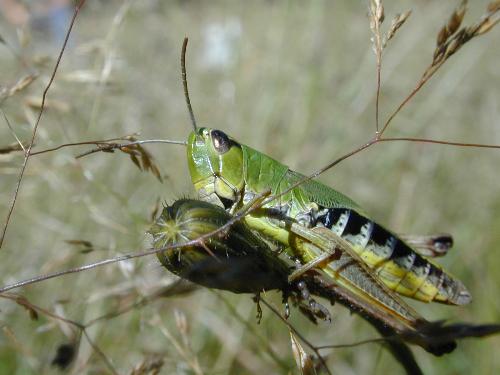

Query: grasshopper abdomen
left=316, top=207, right=471, bottom=305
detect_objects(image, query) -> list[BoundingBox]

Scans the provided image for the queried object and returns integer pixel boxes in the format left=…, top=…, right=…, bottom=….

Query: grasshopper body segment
left=149, top=199, right=289, bottom=294
left=314, top=207, right=470, bottom=305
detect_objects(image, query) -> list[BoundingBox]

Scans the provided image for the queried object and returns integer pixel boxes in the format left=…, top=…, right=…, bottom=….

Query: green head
left=187, top=128, right=245, bottom=208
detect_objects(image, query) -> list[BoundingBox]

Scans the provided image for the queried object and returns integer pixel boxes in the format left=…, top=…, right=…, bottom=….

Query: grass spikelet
left=119, top=140, right=163, bottom=182
left=436, top=0, right=467, bottom=47
left=369, top=0, right=384, bottom=56
left=290, top=331, right=318, bottom=375
left=382, top=11, right=412, bottom=48
left=432, top=0, right=499, bottom=69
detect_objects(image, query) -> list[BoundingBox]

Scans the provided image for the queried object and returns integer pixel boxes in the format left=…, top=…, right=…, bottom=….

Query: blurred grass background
left=0, top=0, right=499, bottom=374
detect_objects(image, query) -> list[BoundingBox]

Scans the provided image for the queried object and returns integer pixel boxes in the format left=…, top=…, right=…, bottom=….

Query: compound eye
left=211, top=130, right=231, bottom=154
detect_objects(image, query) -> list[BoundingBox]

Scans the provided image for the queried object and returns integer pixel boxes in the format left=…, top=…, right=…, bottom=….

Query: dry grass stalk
left=1, top=124, right=165, bottom=185
left=1, top=109, right=28, bottom=154
left=0, top=293, right=118, bottom=374
left=152, top=313, right=204, bottom=375
left=64, top=239, right=95, bottom=254
left=24, top=96, right=71, bottom=112
left=2, top=106, right=27, bottom=162
left=0, top=73, right=37, bottom=103
left=0, top=141, right=29, bottom=155
left=1, top=282, right=198, bottom=373
left=11, top=294, right=39, bottom=321
left=73, top=136, right=164, bottom=182
left=368, top=1, right=412, bottom=133
left=129, top=355, right=165, bottom=375
left=369, top=0, right=384, bottom=132
left=0, top=0, right=87, bottom=250
left=2, top=326, right=33, bottom=358
left=150, top=197, right=162, bottom=222
left=378, top=0, right=500, bottom=136
left=260, top=298, right=332, bottom=375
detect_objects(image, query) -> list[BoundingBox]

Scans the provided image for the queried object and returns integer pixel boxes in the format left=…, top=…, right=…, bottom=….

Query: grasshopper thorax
left=187, top=128, right=245, bottom=210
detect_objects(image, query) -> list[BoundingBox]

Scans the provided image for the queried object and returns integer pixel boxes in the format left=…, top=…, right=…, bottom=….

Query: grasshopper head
left=187, top=128, right=244, bottom=209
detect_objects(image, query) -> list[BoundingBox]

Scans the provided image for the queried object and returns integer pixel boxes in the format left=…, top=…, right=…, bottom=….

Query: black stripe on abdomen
left=319, top=208, right=350, bottom=236
left=388, top=240, right=416, bottom=271
left=318, top=208, right=428, bottom=273
left=341, top=209, right=374, bottom=248
left=316, top=207, right=452, bottom=301
left=318, top=208, right=420, bottom=270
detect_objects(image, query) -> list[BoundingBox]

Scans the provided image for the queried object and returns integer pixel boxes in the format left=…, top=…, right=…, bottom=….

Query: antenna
left=181, top=37, right=198, bottom=132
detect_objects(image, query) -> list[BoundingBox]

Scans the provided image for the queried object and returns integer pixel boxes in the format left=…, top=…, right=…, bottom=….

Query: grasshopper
left=175, top=40, right=467, bottom=310
left=181, top=126, right=500, bottom=360
left=148, top=198, right=479, bottom=360
left=186, top=127, right=471, bottom=307
left=172, top=38, right=481, bottom=358
left=149, top=198, right=417, bottom=330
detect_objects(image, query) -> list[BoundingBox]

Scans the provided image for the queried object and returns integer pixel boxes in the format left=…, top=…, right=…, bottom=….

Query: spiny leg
left=295, top=280, right=331, bottom=323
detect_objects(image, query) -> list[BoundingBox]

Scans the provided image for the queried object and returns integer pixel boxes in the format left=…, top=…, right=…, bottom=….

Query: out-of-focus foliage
left=0, top=1, right=499, bottom=374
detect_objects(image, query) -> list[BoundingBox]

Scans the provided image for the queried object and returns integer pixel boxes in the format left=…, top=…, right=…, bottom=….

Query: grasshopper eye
left=211, top=130, right=231, bottom=154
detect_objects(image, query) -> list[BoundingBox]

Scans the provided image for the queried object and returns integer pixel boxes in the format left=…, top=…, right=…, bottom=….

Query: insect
left=186, top=126, right=470, bottom=306
left=149, top=195, right=500, bottom=374
left=174, top=29, right=500, bottom=360
left=179, top=38, right=472, bottom=307
left=181, top=124, right=500, bottom=356
left=148, top=198, right=420, bottom=332
left=0, top=2, right=498, bottom=374
left=148, top=198, right=472, bottom=373
left=146, top=37, right=499, bottom=360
